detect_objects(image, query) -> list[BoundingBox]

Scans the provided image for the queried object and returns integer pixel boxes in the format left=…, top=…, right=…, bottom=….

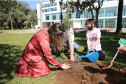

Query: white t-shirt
left=86, top=28, right=102, bottom=51
left=63, top=28, right=74, bottom=45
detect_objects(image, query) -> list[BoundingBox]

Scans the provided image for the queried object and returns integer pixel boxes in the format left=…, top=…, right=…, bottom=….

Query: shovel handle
left=110, top=44, right=123, bottom=65
left=110, top=50, right=119, bottom=64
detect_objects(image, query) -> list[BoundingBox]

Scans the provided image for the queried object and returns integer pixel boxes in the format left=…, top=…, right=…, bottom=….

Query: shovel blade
left=102, top=67, right=109, bottom=69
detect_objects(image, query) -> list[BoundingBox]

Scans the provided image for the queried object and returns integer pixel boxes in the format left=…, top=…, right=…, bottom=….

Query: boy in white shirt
left=85, top=19, right=105, bottom=61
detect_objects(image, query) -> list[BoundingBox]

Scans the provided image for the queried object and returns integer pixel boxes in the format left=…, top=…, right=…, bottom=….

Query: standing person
left=85, top=19, right=105, bottom=61
left=14, top=23, right=71, bottom=77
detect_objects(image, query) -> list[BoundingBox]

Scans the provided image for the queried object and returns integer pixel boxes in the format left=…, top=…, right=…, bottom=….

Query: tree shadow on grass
left=0, top=44, right=23, bottom=84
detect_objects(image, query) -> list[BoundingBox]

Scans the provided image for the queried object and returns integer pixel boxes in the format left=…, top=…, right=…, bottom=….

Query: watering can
left=77, top=49, right=99, bottom=63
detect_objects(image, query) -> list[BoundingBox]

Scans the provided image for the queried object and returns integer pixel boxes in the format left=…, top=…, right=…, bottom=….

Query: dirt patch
left=54, top=60, right=126, bottom=84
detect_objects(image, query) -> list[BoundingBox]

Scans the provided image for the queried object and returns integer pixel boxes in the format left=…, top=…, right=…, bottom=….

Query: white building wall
left=36, top=0, right=126, bottom=29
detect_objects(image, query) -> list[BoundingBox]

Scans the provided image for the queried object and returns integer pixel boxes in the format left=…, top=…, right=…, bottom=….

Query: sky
left=17, top=0, right=49, bottom=9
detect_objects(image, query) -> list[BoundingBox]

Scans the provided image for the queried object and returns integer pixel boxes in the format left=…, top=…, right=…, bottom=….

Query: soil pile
left=54, top=60, right=126, bottom=84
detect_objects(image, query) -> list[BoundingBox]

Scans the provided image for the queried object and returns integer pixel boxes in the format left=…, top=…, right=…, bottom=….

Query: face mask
left=88, top=26, right=93, bottom=30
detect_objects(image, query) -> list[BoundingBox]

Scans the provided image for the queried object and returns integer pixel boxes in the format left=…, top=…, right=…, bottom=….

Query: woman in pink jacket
left=14, top=23, right=70, bottom=77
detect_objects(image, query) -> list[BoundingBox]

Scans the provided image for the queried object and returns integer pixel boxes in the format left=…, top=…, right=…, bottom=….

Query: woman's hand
left=61, top=63, right=71, bottom=69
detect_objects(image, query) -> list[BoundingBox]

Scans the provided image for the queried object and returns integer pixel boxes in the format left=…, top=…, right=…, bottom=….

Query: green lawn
left=0, top=32, right=126, bottom=84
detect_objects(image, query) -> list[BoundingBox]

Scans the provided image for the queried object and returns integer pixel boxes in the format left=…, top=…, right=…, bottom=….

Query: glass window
left=46, top=16, right=49, bottom=20
left=52, top=15, right=56, bottom=20
left=51, top=4, right=53, bottom=6
left=51, top=8, right=57, bottom=11
left=122, top=18, right=126, bottom=28
left=84, top=11, right=92, bottom=18
left=47, top=5, right=50, bottom=7
left=99, top=8, right=104, bottom=17
left=45, top=9, right=47, bottom=12
left=54, top=4, right=57, bottom=6
left=105, top=7, right=117, bottom=17
left=123, top=5, right=126, bottom=16
left=98, top=19, right=103, bottom=28
left=105, top=18, right=116, bottom=28
left=76, top=13, right=80, bottom=18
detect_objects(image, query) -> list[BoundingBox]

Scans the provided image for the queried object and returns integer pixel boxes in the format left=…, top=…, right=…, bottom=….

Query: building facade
left=36, top=0, right=126, bottom=29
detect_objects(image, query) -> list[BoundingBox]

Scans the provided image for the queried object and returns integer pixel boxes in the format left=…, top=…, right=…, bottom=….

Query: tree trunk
left=9, top=7, right=13, bottom=30
left=16, top=23, right=17, bottom=29
left=89, top=6, right=94, bottom=19
left=96, top=10, right=99, bottom=28
left=116, top=0, right=123, bottom=33
left=91, top=10, right=94, bottom=19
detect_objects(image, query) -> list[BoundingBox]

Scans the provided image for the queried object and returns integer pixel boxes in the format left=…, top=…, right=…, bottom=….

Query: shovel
left=102, top=38, right=126, bottom=69
left=102, top=50, right=119, bottom=69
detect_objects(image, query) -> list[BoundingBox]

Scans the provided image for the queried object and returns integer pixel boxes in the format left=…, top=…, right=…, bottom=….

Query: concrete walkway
left=1, top=29, right=39, bottom=33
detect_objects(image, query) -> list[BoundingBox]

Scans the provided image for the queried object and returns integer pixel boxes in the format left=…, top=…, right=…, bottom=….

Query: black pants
left=84, top=46, right=105, bottom=61
left=97, top=50, right=105, bottom=61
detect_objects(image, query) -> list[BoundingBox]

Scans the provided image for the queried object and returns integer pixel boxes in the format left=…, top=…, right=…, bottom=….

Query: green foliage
left=62, top=12, right=73, bottom=30
left=27, top=9, right=38, bottom=28
left=62, top=1, right=73, bottom=30
left=0, top=0, right=37, bottom=30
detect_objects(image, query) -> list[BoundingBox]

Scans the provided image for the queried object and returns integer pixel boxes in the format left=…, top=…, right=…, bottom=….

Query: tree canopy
left=0, top=0, right=37, bottom=30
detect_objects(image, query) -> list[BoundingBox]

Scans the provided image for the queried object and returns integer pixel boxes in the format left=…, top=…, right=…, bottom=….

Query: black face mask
left=88, top=26, right=93, bottom=30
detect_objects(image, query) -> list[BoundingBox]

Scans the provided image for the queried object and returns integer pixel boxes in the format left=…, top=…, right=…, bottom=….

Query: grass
left=0, top=32, right=126, bottom=84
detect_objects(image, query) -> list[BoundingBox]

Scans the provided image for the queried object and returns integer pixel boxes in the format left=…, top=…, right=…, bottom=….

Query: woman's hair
left=48, top=23, right=65, bottom=52
left=85, top=19, right=94, bottom=25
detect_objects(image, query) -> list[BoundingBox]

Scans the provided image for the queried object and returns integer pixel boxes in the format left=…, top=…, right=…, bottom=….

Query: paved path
left=1, top=29, right=39, bottom=33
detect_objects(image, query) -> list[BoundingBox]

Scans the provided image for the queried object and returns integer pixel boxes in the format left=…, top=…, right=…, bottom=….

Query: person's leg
left=84, top=46, right=88, bottom=52
left=74, top=42, right=79, bottom=50
left=63, top=41, right=69, bottom=53
left=97, top=50, right=105, bottom=61
left=56, top=47, right=61, bottom=58
left=50, top=44, right=54, bottom=51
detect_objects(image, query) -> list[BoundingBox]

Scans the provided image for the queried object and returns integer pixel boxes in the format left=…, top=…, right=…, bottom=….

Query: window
left=123, top=6, right=126, bottom=16
left=46, top=16, right=49, bottom=20
left=105, top=7, right=117, bottom=17
left=105, top=18, right=116, bottom=28
left=54, top=4, right=57, bottom=6
left=99, top=8, right=104, bottom=17
left=51, top=4, right=53, bottom=6
left=52, top=15, right=56, bottom=20
left=76, top=13, right=80, bottom=18
left=122, top=18, right=126, bottom=28
left=51, top=8, right=57, bottom=11
left=45, top=9, right=47, bottom=12
left=98, top=19, right=103, bottom=28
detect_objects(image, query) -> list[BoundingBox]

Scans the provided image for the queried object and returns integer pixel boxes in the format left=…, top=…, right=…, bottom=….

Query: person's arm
left=40, top=40, right=70, bottom=69
left=91, top=29, right=101, bottom=50
left=69, top=43, right=74, bottom=61
left=68, top=28, right=75, bottom=61
left=87, top=37, right=91, bottom=51
left=91, top=38, right=100, bottom=50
